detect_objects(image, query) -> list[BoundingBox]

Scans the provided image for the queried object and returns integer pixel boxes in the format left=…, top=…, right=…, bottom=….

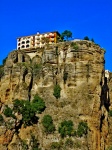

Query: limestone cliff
left=0, top=40, right=111, bottom=150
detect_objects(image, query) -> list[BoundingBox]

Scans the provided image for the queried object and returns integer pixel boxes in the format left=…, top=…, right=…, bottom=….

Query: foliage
left=32, top=94, right=46, bottom=113
left=0, top=67, right=4, bottom=78
left=13, top=95, right=45, bottom=126
left=71, top=42, right=79, bottom=50
left=91, top=38, right=94, bottom=42
left=53, top=84, right=61, bottom=99
left=61, top=30, right=72, bottom=41
left=109, top=110, right=112, bottom=117
left=57, top=35, right=64, bottom=42
left=4, top=105, right=15, bottom=118
left=31, top=134, right=41, bottom=150
left=42, top=115, right=55, bottom=133
left=33, top=64, right=42, bottom=75
left=65, top=138, right=74, bottom=148
left=0, top=114, right=3, bottom=124
left=50, top=142, right=62, bottom=150
left=84, top=36, right=89, bottom=41
left=21, top=140, right=28, bottom=150
left=107, top=146, right=112, bottom=150
left=77, top=121, right=88, bottom=137
left=63, top=72, right=68, bottom=84
left=58, top=120, right=74, bottom=138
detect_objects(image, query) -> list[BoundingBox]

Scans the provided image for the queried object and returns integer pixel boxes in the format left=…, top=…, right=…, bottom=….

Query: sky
left=0, top=0, right=112, bottom=71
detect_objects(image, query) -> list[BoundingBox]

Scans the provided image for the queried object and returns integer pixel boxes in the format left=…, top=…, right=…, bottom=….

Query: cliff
left=0, top=40, right=111, bottom=150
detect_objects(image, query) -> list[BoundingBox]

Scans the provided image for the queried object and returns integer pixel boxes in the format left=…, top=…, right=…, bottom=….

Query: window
left=26, top=45, right=29, bottom=48
left=21, top=45, right=25, bottom=48
left=26, top=40, right=29, bottom=44
left=22, top=41, right=25, bottom=44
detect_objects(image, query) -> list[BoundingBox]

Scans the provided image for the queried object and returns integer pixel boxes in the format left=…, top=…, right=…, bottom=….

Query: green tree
left=13, top=95, right=46, bottom=126
left=91, top=38, right=94, bottom=42
left=42, top=115, right=55, bottom=133
left=32, top=94, right=46, bottom=113
left=84, top=36, right=89, bottom=41
left=58, top=120, right=74, bottom=138
left=53, top=84, right=61, bottom=99
left=4, top=105, right=15, bottom=118
left=61, top=30, right=72, bottom=41
left=0, top=114, right=3, bottom=125
left=77, top=121, right=88, bottom=137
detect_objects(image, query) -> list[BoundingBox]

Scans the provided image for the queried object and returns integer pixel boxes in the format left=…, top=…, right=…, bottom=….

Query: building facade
left=17, top=31, right=60, bottom=50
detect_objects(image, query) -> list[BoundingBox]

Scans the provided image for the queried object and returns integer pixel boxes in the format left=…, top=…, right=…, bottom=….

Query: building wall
left=17, top=32, right=60, bottom=50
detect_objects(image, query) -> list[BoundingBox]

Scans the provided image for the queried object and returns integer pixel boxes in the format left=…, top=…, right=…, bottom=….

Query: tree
left=13, top=95, right=46, bottom=126
left=42, top=115, right=55, bottom=133
left=91, top=38, right=94, bottom=43
left=77, top=121, right=88, bottom=137
left=58, top=120, right=74, bottom=138
left=61, top=30, right=72, bottom=41
left=4, top=105, right=15, bottom=118
left=84, top=36, right=89, bottom=41
left=53, top=84, right=61, bottom=99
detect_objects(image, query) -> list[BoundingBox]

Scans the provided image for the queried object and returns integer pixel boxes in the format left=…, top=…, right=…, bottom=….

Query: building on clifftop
left=17, top=31, right=60, bottom=50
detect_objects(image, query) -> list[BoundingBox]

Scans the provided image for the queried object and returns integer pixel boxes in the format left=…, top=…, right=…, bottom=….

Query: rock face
left=0, top=40, right=111, bottom=150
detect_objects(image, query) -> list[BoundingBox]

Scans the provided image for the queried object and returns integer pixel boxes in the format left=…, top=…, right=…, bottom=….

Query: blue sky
left=0, top=0, right=112, bottom=71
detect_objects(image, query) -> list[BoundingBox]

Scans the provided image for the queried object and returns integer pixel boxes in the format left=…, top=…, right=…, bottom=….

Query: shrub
left=53, top=84, right=61, bottom=99
left=32, top=94, right=46, bottom=113
left=58, top=120, right=74, bottom=138
left=109, top=110, right=112, bottom=117
left=51, top=142, right=61, bottom=149
left=71, top=42, right=79, bottom=50
left=84, top=36, right=89, bottom=40
left=107, top=146, right=112, bottom=150
left=13, top=95, right=46, bottom=126
left=65, top=138, right=74, bottom=148
left=31, top=135, right=41, bottom=150
left=63, top=72, right=68, bottom=84
left=42, top=115, right=55, bottom=133
left=77, top=121, right=88, bottom=137
left=4, top=106, right=15, bottom=118
left=0, top=114, right=3, bottom=124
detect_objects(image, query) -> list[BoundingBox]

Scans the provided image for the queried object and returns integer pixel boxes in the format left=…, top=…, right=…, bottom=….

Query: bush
left=58, top=120, right=74, bottom=138
left=13, top=95, right=46, bottom=126
left=31, top=135, right=41, bottom=150
left=77, top=121, right=88, bottom=137
left=4, top=106, right=15, bottom=118
left=32, top=94, right=46, bottom=113
left=71, top=42, right=79, bottom=50
left=84, top=36, right=89, bottom=41
left=63, top=72, right=68, bottom=84
left=53, top=84, right=61, bottom=99
left=0, top=114, right=3, bottom=124
left=65, top=138, right=74, bottom=148
left=109, top=110, right=112, bottom=117
left=107, top=146, right=112, bottom=150
left=42, top=115, right=55, bottom=133
left=51, top=142, right=61, bottom=149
